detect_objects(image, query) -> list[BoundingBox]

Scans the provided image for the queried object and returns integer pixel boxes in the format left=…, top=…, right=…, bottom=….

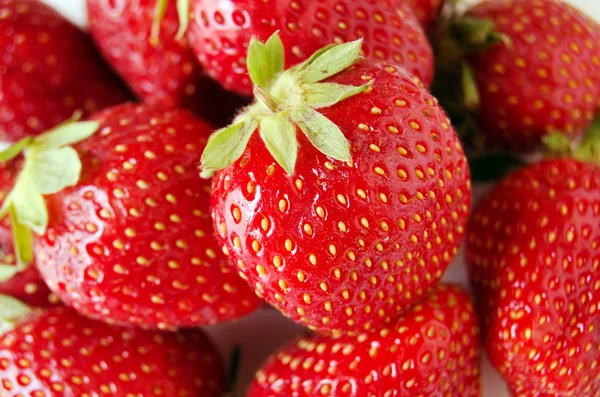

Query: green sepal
left=26, top=147, right=82, bottom=195
left=259, top=112, right=298, bottom=175
left=461, top=63, right=480, bottom=111
left=9, top=206, right=35, bottom=269
left=247, top=33, right=285, bottom=88
left=0, top=137, right=33, bottom=162
left=10, top=177, right=48, bottom=236
left=200, top=119, right=259, bottom=178
left=0, top=265, right=18, bottom=283
left=543, top=132, right=573, bottom=155
left=574, top=118, right=600, bottom=165
left=150, top=0, right=168, bottom=46
left=34, top=121, right=99, bottom=151
left=303, top=81, right=372, bottom=109
left=300, top=39, right=363, bottom=84
left=452, top=16, right=511, bottom=52
left=290, top=106, right=351, bottom=162
left=175, top=0, right=190, bottom=40
left=0, top=295, right=31, bottom=335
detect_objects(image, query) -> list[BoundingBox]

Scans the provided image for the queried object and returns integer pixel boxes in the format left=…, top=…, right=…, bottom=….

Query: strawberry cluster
left=0, top=0, right=598, bottom=396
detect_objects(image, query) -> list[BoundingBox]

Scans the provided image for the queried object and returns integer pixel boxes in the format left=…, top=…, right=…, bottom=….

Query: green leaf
left=0, top=265, right=18, bottom=283
left=200, top=120, right=259, bottom=176
left=292, top=44, right=336, bottom=72
left=9, top=206, right=34, bottom=268
left=26, top=147, right=82, bottom=195
left=300, top=39, right=363, bottom=84
left=11, top=176, right=48, bottom=236
left=247, top=33, right=285, bottom=88
left=469, top=154, right=525, bottom=183
left=452, top=16, right=510, bottom=52
left=461, top=63, right=480, bottom=111
left=175, top=0, right=190, bottom=40
left=259, top=112, right=298, bottom=175
left=34, top=121, right=99, bottom=150
left=290, top=106, right=351, bottom=162
left=574, top=118, right=600, bottom=164
left=150, top=0, right=169, bottom=46
left=303, top=81, right=372, bottom=109
left=543, top=132, right=573, bottom=155
left=0, top=294, right=31, bottom=334
left=0, top=137, right=32, bottom=162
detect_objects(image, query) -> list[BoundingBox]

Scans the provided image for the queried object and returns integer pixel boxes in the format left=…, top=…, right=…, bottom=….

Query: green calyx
left=0, top=295, right=31, bottom=335
left=151, top=0, right=190, bottom=45
left=544, top=118, right=600, bottom=165
left=0, top=114, right=99, bottom=280
left=200, top=33, right=371, bottom=177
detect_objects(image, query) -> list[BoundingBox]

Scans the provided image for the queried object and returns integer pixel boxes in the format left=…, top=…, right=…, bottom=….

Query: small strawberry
left=407, top=0, right=444, bottom=29
left=434, top=0, right=600, bottom=151
left=0, top=104, right=261, bottom=330
left=0, top=295, right=224, bottom=396
left=0, top=163, right=56, bottom=307
left=202, top=35, right=470, bottom=335
left=466, top=158, right=600, bottom=396
left=182, top=0, right=434, bottom=96
left=86, top=0, right=246, bottom=126
left=0, top=0, right=130, bottom=144
left=247, top=284, right=481, bottom=396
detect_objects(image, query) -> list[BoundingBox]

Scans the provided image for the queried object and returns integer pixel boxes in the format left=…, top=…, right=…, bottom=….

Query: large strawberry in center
left=203, top=35, right=471, bottom=335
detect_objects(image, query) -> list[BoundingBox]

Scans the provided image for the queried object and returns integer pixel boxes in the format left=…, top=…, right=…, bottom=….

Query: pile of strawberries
left=0, top=0, right=598, bottom=395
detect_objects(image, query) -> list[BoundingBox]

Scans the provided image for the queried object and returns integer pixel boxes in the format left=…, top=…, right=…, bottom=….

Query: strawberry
left=247, top=284, right=481, bottom=396
left=407, top=0, right=444, bottom=29
left=0, top=104, right=261, bottom=330
left=0, top=163, right=56, bottom=307
left=201, top=36, right=471, bottom=335
left=0, top=0, right=130, bottom=144
left=434, top=0, right=600, bottom=151
left=183, top=0, right=434, bottom=96
left=0, top=295, right=224, bottom=396
left=466, top=158, right=600, bottom=396
left=86, top=0, right=246, bottom=126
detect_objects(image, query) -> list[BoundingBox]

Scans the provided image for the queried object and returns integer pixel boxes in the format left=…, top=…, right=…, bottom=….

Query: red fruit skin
left=466, top=159, right=600, bottom=396
left=406, top=0, right=444, bottom=28
left=86, top=0, right=247, bottom=127
left=247, top=284, right=481, bottom=396
left=211, top=61, right=471, bottom=335
left=466, top=0, right=600, bottom=151
left=0, top=0, right=130, bottom=144
left=35, top=104, right=261, bottom=330
left=0, top=164, right=56, bottom=308
left=187, top=0, right=434, bottom=96
left=0, top=307, right=224, bottom=396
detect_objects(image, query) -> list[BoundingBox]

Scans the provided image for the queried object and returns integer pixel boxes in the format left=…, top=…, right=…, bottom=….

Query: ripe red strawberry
left=0, top=299, right=224, bottom=396
left=185, top=0, right=434, bottom=96
left=0, top=164, right=56, bottom=307
left=1, top=104, right=261, bottom=330
left=247, top=284, right=481, bottom=396
left=0, top=0, right=130, bottom=144
left=203, top=37, right=470, bottom=335
left=86, top=0, right=246, bottom=126
left=443, top=0, right=600, bottom=150
left=407, top=0, right=444, bottom=28
left=466, top=159, right=600, bottom=396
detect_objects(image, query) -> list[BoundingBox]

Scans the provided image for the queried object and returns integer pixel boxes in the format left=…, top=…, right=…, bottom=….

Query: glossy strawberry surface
left=86, top=0, right=247, bottom=126
left=467, top=159, right=600, bottom=396
left=247, top=284, right=481, bottom=396
left=212, top=61, right=471, bottom=335
left=466, top=0, right=600, bottom=150
left=0, top=307, right=224, bottom=396
left=34, top=104, right=261, bottom=329
left=187, top=0, right=434, bottom=95
left=0, top=0, right=129, bottom=144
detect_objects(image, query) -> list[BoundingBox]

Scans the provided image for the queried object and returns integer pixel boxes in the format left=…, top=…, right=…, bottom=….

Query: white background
left=35, top=0, right=600, bottom=395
